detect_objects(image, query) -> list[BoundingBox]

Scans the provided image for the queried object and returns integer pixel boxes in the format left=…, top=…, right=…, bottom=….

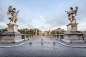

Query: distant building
left=41, top=33, right=44, bottom=36
left=82, top=31, right=86, bottom=34
left=52, top=28, right=66, bottom=33
left=61, top=29, right=66, bottom=33
left=39, top=30, right=42, bottom=36
left=44, top=31, right=48, bottom=36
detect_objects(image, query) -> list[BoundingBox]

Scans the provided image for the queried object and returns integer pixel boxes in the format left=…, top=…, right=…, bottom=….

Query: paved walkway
left=0, top=37, right=36, bottom=48
left=0, top=40, right=29, bottom=48
left=0, top=36, right=86, bottom=57
left=56, top=39, right=86, bottom=48
left=49, top=36, right=86, bottom=48
left=0, top=36, right=86, bottom=48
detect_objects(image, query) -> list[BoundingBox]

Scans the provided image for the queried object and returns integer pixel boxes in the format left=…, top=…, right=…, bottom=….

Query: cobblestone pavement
left=0, top=36, right=86, bottom=57
left=56, top=39, right=86, bottom=47
left=0, top=40, right=29, bottom=46
left=49, top=36, right=86, bottom=47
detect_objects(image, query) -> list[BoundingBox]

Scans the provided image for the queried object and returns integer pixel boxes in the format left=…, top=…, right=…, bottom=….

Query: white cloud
left=0, top=0, right=86, bottom=31
left=42, top=1, right=86, bottom=31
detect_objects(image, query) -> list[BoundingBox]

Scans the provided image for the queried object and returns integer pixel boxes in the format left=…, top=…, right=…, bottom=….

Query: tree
left=37, top=29, right=39, bottom=35
left=51, top=31, right=55, bottom=34
left=57, top=31, right=59, bottom=34
left=18, top=28, right=40, bottom=35
left=47, top=31, right=49, bottom=35
left=0, top=28, right=7, bottom=36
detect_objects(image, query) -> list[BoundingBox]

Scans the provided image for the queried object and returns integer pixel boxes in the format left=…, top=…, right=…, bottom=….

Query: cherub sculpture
left=65, top=7, right=78, bottom=23
left=7, top=6, right=19, bottom=24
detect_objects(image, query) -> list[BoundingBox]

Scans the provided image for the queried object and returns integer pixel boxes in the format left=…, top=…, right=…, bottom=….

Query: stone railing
left=84, top=34, right=86, bottom=41
left=0, top=36, right=1, bottom=42
left=52, top=34, right=64, bottom=40
left=21, top=34, right=32, bottom=40
left=0, top=34, right=33, bottom=42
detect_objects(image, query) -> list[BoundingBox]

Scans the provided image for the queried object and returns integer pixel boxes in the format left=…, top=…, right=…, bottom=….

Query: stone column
left=56, top=35, right=57, bottom=39
left=49, top=29, right=51, bottom=36
left=25, top=34, right=26, bottom=40
left=29, top=38, right=32, bottom=44
left=35, top=28, right=37, bottom=36
left=59, top=34, right=61, bottom=40
left=41, top=39, right=43, bottom=44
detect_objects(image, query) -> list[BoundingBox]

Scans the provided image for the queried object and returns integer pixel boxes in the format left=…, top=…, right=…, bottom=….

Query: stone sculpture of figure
left=7, top=6, right=19, bottom=24
left=65, top=7, right=78, bottom=23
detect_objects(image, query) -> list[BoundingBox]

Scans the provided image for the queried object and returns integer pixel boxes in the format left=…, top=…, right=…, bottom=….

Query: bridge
left=0, top=36, right=86, bottom=57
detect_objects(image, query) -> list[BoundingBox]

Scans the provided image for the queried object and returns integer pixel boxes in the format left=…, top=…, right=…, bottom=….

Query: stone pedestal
left=62, top=23, right=84, bottom=43
left=1, top=23, right=21, bottom=43
left=67, top=23, right=78, bottom=31
left=1, top=32, right=21, bottom=43
left=7, top=23, right=18, bottom=32
left=62, top=31, right=84, bottom=43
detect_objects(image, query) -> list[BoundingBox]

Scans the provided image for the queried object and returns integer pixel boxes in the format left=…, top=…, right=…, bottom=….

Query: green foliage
left=51, top=31, right=64, bottom=34
left=51, top=31, right=55, bottom=34
left=0, top=28, right=39, bottom=35
left=60, top=32, right=64, bottom=34
left=47, top=31, right=49, bottom=35
left=18, top=28, right=39, bottom=35
left=57, top=31, right=59, bottom=34
left=0, top=28, right=7, bottom=36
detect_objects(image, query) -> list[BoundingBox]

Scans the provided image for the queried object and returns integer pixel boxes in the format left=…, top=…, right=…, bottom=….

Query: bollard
left=53, top=40, right=55, bottom=44
left=41, top=39, right=43, bottom=44
left=29, top=38, right=32, bottom=44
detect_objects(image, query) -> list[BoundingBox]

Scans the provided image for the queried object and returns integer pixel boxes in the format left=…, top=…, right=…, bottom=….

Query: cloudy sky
left=0, top=0, right=86, bottom=32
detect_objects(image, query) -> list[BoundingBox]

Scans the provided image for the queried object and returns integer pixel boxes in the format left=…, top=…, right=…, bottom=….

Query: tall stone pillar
left=49, top=29, right=51, bottom=36
left=35, top=28, right=37, bottom=35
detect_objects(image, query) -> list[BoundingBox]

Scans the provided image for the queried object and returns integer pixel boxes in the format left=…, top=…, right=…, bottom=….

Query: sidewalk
left=1, top=36, right=86, bottom=48
left=0, top=36, right=36, bottom=48
left=0, top=40, right=29, bottom=48
left=56, top=39, right=86, bottom=48
left=48, top=36, right=86, bottom=48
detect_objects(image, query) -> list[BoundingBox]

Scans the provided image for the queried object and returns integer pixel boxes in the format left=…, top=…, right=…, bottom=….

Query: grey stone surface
left=63, top=7, right=84, bottom=43
left=0, top=39, right=28, bottom=46
left=56, top=39, right=86, bottom=47
left=63, top=31, right=84, bottom=43
left=1, top=32, right=21, bottom=43
left=84, top=34, right=86, bottom=41
left=0, top=36, right=86, bottom=57
left=67, top=23, right=78, bottom=31
left=0, top=6, right=21, bottom=43
left=7, top=24, right=18, bottom=32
